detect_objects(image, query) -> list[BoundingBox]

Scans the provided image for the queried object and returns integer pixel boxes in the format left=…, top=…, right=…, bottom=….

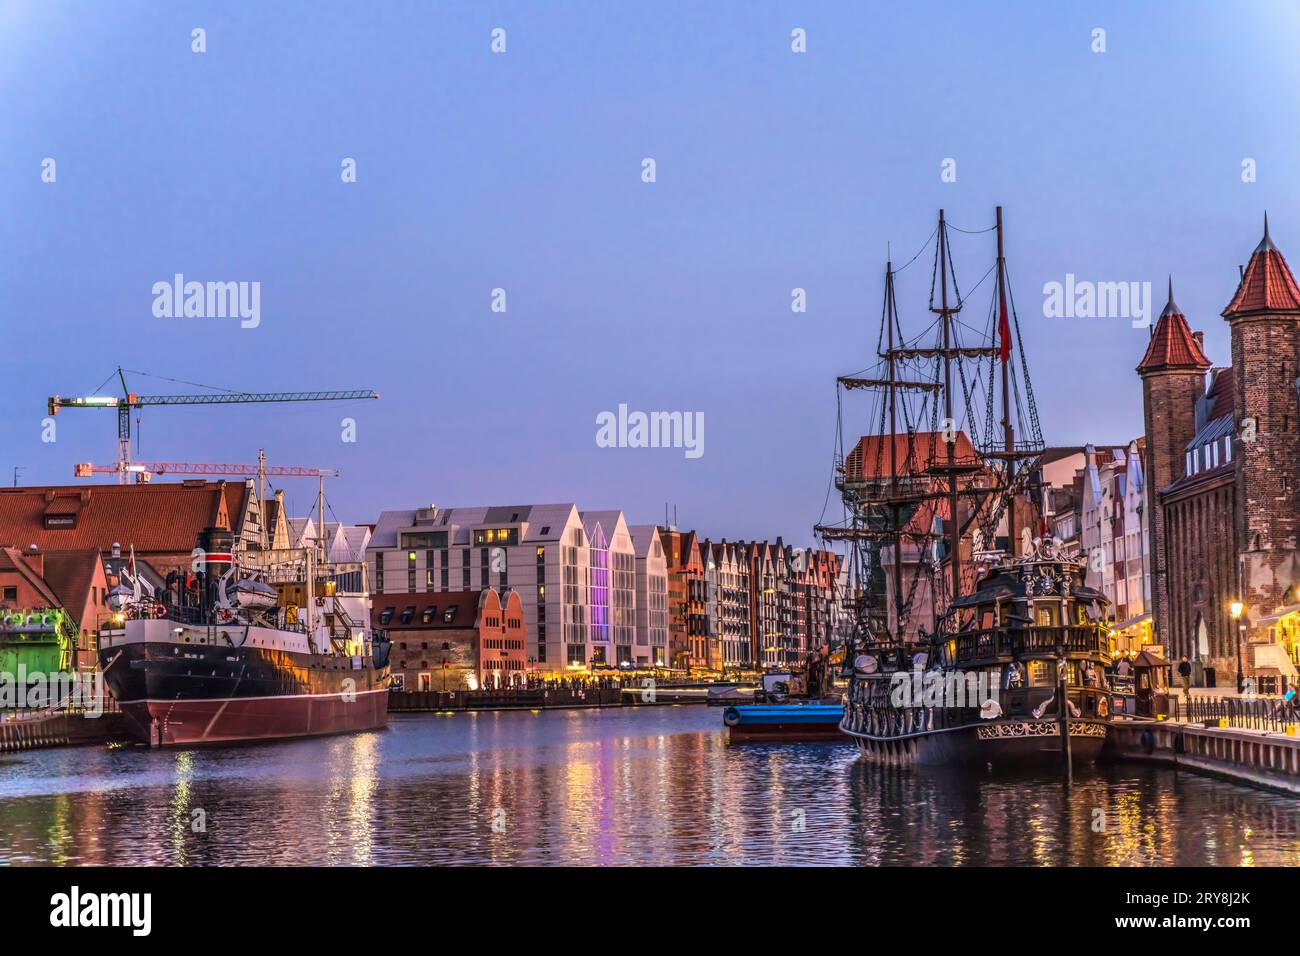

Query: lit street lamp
left=1230, top=600, right=1245, bottom=693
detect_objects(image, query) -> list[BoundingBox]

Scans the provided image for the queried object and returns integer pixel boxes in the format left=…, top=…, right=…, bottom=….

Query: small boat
left=723, top=703, right=845, bottom=742
left=706, top=683, right=756, bottom=706
left=232, top=578, right=279, bottom=609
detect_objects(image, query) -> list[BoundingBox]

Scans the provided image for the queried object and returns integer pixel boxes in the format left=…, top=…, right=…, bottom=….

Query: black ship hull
left=841, top=717, right=1108, bottom=770
left=100, top=640, right=389, bottom=747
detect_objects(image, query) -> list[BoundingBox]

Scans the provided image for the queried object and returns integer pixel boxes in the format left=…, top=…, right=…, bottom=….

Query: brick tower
left=1222, top=216, right=1300, bottom=644
left=1138, top=278, right=1211, bottom=656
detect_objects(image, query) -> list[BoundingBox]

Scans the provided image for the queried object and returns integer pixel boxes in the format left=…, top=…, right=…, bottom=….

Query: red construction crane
left=73, top=460, right=340, bottom=482
left=49, top=368, right=378, bottom=483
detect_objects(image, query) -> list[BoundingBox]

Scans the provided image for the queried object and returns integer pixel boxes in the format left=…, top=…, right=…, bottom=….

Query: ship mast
left=884, top=261, right=905, bottom=654
left=997, top=206, right=1016, bottom=557
left=934, top=210, right=962, bottom=605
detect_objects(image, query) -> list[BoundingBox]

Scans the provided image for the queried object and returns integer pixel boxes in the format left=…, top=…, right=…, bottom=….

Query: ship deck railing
left=952, top=625, right=1107, bottom=663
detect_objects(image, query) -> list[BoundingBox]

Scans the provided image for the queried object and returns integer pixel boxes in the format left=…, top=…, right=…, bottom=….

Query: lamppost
left=1230, top=600, right=1245, bottom=693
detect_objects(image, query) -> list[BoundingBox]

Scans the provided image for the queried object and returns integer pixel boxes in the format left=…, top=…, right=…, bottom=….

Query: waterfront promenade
left=1109, top=693, right=1300, bottom=795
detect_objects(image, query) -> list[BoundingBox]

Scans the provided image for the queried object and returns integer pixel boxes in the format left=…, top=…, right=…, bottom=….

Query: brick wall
left=1141, top=368, right=1207, bottom=651
left=1231, top=314, right=1300, bottom=636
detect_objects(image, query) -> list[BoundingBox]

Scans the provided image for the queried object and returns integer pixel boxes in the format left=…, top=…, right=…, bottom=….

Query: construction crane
left=49, top=368, right=378, bottom=484
left=74, top=450, right=342, bottom=553
left=73, top=460, right=340, bottom=482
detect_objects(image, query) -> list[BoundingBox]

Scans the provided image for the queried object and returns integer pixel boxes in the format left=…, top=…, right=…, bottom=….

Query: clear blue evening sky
left=2, top=1, right=1298, bottom=541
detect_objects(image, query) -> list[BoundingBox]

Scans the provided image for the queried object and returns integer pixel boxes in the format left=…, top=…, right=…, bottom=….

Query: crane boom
left=75, top=461, right=340, bottom=479
left=47, top=369, right=379, bottom=483
left=49, top=388, right=379, bottom=414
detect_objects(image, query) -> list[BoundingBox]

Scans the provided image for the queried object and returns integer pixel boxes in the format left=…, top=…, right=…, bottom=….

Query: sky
left=2, top=0, right=1299, bottom=543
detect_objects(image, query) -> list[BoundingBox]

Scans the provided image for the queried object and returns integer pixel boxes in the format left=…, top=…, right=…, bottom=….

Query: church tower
left=1138, top=279, right=1211, bottom=655
left=1221, top=216, right=1300, bottom=640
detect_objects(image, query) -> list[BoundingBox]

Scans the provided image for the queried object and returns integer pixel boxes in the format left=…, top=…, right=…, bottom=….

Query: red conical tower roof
left=1137, top=276, right=1212, bottom=374
left=1222, top=214, right=1300, bottom=316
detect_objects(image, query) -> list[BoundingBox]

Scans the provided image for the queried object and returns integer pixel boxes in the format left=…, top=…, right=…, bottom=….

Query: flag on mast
left=998, top=265, right=1012, bottom=364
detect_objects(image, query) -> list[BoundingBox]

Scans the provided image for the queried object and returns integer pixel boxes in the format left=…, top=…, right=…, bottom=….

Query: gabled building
left=0, top=547, right=110, bottom=671
left=372, top=587, right=526, bottom=691
left=629, top=524, right=669, bottom=666
left=658, top=528, right=705, bottom=670
left=580, top=511, right=638, bottom=667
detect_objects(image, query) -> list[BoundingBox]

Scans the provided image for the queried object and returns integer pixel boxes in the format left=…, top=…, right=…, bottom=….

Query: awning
left=1112, top=612, right=1152, bottom=631
left=1257, top=603, right=1300, bottom=627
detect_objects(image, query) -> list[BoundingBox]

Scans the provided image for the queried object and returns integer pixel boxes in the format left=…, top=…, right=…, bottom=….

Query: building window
left=422, top=607, right=436, bottom=625
left=379, top=607, right=394, bottom=625
left=400, top=606, right=415, bottom=625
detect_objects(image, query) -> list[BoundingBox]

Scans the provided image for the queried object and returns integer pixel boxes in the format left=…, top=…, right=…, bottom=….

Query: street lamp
left=1230, top=601, right=1245, bottom=693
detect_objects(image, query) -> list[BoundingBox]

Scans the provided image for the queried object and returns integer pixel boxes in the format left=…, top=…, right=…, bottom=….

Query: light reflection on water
left=0, top=706, right=1297, bottom=865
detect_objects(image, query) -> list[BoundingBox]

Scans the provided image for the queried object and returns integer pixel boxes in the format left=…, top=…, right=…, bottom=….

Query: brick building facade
left=1140, top=221, right=1300, bottom=688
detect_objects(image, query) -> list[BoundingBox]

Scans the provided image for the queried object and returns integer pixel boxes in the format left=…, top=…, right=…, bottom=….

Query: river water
left=0, top=706, right=1297, bottom=865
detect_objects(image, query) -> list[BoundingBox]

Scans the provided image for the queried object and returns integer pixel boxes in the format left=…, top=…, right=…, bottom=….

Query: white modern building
left=580, top=511, right=638, bottom=667
left=629, top=524, right=669, bottom=666
left=369, top=503, right=592, bottom=673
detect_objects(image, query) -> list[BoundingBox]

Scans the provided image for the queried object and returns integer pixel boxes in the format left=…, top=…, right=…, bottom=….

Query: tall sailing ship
left=819, top=209, right=1113, bottom=770
left=100, top=528, right=391, bottom=747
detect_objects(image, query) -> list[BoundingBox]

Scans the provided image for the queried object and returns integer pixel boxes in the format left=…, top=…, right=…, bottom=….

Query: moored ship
left=819, top=208, right=1113, bottom=770
left=100, top=528, right=390, bottom=746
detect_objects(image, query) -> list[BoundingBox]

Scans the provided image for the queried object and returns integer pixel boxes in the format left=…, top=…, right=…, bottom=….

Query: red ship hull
left=119, top=688, right=389, bottom=747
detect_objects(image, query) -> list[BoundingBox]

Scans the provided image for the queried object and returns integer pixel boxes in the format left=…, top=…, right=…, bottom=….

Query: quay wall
left=1106, top=720, right=1300, bottom=795
left=0, top=711, right=132, bottom=753
left=389, top=686, right=709, bottom=712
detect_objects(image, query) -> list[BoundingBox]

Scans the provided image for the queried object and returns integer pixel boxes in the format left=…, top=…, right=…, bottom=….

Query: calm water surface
left=1, top=706, right=1297, bottom=865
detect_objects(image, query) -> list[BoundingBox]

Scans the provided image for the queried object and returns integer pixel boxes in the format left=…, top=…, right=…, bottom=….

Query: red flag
left=998, top=276, right=1012, bottom=364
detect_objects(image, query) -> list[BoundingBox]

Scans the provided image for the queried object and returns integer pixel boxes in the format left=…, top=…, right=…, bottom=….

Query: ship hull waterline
left=101, top=640, right=390, bottom=748
left=841, top=717, right=1109, bottom=770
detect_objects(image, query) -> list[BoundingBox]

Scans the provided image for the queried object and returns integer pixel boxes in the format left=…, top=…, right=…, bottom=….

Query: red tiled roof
left=846, top=431, right=978, bottom=479
left=1137, top=292, right=1211, bottom=373
left=0, top=548, right=61, bottom=607
left=1223, top=219, right=1300, bottom=315
left=42, top=549, right=103, bottom=625
left=0, top=482, right=246, bottom=556
left=371, top=588, right=506, bottom=630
